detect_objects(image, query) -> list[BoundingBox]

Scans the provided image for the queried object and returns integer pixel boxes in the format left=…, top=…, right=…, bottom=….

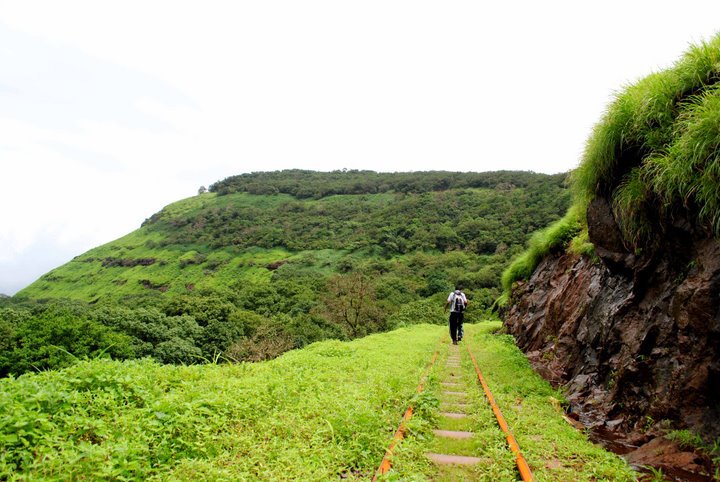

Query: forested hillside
left=5, top=170, right=569, bottom=376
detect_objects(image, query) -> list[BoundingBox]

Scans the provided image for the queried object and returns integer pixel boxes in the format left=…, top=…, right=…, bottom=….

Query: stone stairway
left=425, top=344, right=482, bottom=468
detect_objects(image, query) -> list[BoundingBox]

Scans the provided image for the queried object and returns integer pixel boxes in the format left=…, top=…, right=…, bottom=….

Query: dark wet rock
left=504, top=215, right=720, bottom=476
left=626, top=437, right=711, bottom=481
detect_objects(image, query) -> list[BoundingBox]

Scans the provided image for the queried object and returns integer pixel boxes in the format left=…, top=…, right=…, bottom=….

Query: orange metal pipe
left=372, top=346, right=441, bottom=481
left=466, top=344, right=536, bottom=482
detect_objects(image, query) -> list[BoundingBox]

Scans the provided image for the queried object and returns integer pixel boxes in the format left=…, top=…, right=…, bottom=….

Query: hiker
left=444, top=286, right=468, bottom=345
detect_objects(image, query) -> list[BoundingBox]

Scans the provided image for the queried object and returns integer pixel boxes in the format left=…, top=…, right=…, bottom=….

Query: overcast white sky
left=2, top=1, right=720, bottom=295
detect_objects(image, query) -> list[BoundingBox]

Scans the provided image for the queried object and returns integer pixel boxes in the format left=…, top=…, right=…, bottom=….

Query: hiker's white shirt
left=447, top=291, right=467, bottom=313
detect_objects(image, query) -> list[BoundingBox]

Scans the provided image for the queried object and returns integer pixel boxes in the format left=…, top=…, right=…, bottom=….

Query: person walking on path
left=444, top=286, right=468, bottom=345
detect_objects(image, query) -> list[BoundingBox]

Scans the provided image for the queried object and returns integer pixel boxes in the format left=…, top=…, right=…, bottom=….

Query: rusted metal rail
left=372, top=344, right=442, bottom=481
left=466, top=344, right=536, bottom=482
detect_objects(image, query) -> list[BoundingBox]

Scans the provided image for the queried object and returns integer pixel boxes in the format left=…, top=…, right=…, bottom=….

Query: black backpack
left=453, top=292, right=465, bottom=312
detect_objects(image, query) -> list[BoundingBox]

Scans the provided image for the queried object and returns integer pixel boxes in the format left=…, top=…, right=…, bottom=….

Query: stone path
left=425, top=344, right=483, bottom=468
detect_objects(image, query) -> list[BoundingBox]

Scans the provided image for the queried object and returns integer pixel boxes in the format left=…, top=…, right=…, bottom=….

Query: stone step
left=433, top=429, right=474, bottom=439
left=443, top=390, right=467, bottom=396
left=441, top=382, right=462, bottom=387
left=440, top=402, right=472, bottom=410
left=426, top=452, right=482, bottom=465
left=439, top=412, right=468, bottom=419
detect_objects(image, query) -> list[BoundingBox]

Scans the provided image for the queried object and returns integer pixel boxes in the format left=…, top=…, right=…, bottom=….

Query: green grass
left=0, top=325, right=445, bottom=481
left=574, top=34, right=720, bottom=206
left=500, top=204, right=583, bottom=297
left=0, top=320, right=634, bottom=481
left=574, top=32, right=720, bottom=246
left=647, top=84, right=720, bottom=233
left=16, top=225, right=337, bottom=302
left=379, top=323, right=636, bottom=481
left=465, top=325, right=636, bottom=481
left=666, top=429, right=720, bottom=471
left=612, top=166, right=654, bottom=247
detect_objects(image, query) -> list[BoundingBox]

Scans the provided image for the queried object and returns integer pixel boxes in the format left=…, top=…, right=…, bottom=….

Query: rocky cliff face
left=504, top=197, right=720, bottom=475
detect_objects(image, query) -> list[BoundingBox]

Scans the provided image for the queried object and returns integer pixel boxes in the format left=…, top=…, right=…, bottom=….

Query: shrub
left=0, top=311, right=135, bottom=377
left=387, top=298, right=445, bottom=328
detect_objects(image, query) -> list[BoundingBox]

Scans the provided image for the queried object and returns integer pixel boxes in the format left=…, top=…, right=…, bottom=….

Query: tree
left=317, top=273, right=384, bottom=338
left=198, top=186, right=207, bottom=195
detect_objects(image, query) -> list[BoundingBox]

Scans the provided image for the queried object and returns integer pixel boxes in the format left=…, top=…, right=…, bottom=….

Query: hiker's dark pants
left=449, top=311, right=464, bottom=342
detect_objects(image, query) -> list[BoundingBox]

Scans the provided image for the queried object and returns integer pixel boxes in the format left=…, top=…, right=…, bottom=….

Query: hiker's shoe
left=453, top=340, right=458, bottom=345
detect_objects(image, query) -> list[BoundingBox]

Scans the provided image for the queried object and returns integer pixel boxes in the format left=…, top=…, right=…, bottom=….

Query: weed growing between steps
left=381, top=322, right=637, bottom=481
left=382, top=324, right=516, bottom=481
left=0, top=325, right=443, bottom=481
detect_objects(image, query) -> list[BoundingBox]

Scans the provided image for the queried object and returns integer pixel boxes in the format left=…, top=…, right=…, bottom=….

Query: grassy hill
left=3, top=170, right=568, bottom=375
left=0, top=322, right=635, bottom=481
left=19, top=171, right=568, bottom=303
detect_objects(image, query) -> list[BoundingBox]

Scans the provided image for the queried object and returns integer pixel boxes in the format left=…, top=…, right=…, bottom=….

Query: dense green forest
left=6, top=170, right=569, bottom=377
left=209, top=169, right=565, bottom=198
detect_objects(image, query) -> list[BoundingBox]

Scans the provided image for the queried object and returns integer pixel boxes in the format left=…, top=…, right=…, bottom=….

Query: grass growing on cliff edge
left=574, top=32, right=720, bottom=245
left=499, top=204, right=583, bottom=302
left=574, top=35, right=720, bottom=207
left=500, top=33, right=720, bottom=300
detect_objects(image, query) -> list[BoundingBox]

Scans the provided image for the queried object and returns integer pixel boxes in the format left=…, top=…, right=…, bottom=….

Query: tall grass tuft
left=647, top=85, right=720, bottom=234
left=575, top=34, right=720, bottom=206
left=500, top=204, right=583, bottom=295
left=612, top=167, right=654, bottom=248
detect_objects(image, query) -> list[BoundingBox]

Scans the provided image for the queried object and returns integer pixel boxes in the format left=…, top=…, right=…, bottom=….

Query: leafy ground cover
left=0, top=322, right=635, bottom=481
left=382, top=323, right=637, bottom=481
left=0, top=318, right=638, bottom=481
left=0, top=324, right=445, bottom=480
